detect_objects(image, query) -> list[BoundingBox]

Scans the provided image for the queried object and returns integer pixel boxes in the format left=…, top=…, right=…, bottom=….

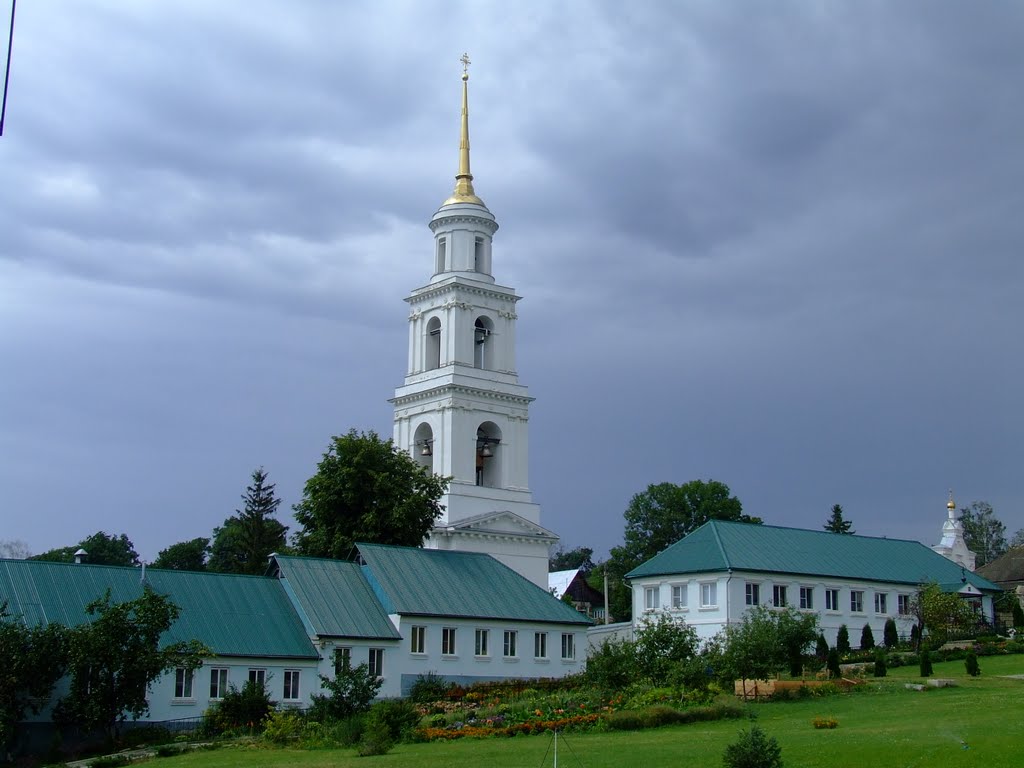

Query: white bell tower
left=390, top=56, right=557, bottom=587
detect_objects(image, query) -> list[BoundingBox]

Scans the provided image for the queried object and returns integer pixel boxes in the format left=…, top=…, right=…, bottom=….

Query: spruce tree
left=883, top=618, right=899, bottom=649
left=836, top=624, right=851, bottom=655
left=209, top=467, right=288, bottom=574
left=823, top=504, right=854, bottom=535
left=860, top=623, right=875, bottom=650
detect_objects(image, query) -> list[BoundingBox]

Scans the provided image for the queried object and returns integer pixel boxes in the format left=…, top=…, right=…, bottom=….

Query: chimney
left=74, top=548, right=88, bottom=564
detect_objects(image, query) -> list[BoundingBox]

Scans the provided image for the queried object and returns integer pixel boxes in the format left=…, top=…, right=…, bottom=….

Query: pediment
left=442, top=511, right=558, bottom=541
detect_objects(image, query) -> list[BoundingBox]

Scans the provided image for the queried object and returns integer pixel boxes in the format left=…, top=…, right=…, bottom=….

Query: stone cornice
left=390, top=382, right=534, bottom=408
left=428, top=213, right=499, bottom=234
left=405, top=280, right=521, bottom=307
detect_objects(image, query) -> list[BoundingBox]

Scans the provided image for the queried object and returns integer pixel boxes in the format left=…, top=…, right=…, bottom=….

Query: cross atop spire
left=460, top=52, right=471, bottom=78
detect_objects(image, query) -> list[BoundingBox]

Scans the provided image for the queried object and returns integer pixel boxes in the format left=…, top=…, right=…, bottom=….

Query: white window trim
left=699, top=582, right=718, bottom=610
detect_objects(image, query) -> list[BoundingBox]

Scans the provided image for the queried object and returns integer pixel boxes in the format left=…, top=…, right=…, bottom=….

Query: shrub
left=812, top=716, right=838, bottom=729
left=873, top=648, right=887, bottom=678
left=357, top=719, right=394, bottom=757
left=367, top=699, right=421, bottom=742
left=883, top=618, right=899, bottom=649
left=826, top=648, right=841, bottom=679
left=262, top=710, right=303, bottom=744
left=836, top=625, right=850, bottom=655
left=206, top=679, right=276, bottom=732
left=584, top=637, right=638, bottom=690
left=860, top=624, right=875, bottom=650
left=722, top=725, right=783, bottom=768
left=965, top=649, right=981, bottom=677
left=409, top=672, right=453, bottom=703
left=309, top=662, right=382, bottom=720
left=919, top=648, right=933, bottom=677
left=1013, top=600, right=1024, bottom=629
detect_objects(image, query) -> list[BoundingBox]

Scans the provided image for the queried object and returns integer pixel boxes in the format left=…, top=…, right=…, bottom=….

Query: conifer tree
left=209, top=468, right=288, bottom=574
left=823, top=504, right=854, bottom=535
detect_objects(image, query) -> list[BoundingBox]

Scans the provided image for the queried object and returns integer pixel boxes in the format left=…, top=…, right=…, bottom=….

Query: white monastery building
left=390, top=56, right=557, bottom=588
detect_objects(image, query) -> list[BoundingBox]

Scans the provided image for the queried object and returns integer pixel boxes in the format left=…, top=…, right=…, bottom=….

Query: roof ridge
left=710, top=519, right=925, bottom=546
left=708, top=521, right=732, bottom=570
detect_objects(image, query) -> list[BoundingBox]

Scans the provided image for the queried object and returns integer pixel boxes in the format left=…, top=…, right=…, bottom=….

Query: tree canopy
left=0, top=540, right=30, bottom=559
left=292, top=430, right=450, bottom=560
left=604, top=479, right=758, bottom=621
left=549, top=545, right=595, bottom=574
left=54, top=587, right=208, bottom=738
left=30, top=531, right=140, bottom=567
left=153, top=537, right=210, bottom=572
left=958, top=501, right=1007, bottom=567
left=209, top=468, right=289, bottom=575
left=823, top=503, right=854, bottom=534
left=0, top=603, right=67, bottom=753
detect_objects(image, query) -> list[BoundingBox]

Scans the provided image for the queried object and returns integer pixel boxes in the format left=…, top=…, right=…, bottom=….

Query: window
left=410, top=625, right=426, bottom=654
left=773, top=585, right=787, bottom=608
left=534, top=632, right=548, bottom=659
left=369, top=648, right=384, bottom=678
left=898, top=594, right=911, bottom=616
left=209, top=667, right=228, bottom=700
left=825, top=589, right=839, bottom=612
left=874, top=593, right=888, bottom=614
left=174, top=667, right=194, bottom=699
left=561, top=633, right=575, bottom=661
left=283, top=670, right=300, bottom=701
left=473, top=237, right=484, bottom=272
left=334, top=647, right=351, bottom=675
left=474, top=317, right=492, bottom=369
left=475, top=628, right=489, bottom=656
left=671, top=584, right=687, bottom=609
left=850, top=590, right=864, bottom=613
left=248, top=668, right=266, bottom=687
left=700, top=582, right=717, bottom=608
left=426, top=317, right=441, bottom=370
left=503, top=630, right=518, bottom=658
left=799, top=587, right=814, bottom=610
left=644, top=586, right=660, bottom=611
left=442, top=627, right=457, bottom=656
left=436, top=237, right=447, bottom=273
left=745, top=583, right=760, bottom=606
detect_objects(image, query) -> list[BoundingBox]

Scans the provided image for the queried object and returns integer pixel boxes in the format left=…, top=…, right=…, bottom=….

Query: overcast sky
left=1, top=1, right=1021, bottom=564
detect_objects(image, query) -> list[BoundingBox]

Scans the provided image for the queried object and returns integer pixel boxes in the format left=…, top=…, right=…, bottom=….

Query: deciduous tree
left=292, top=430, right=449, bottom=560
left=606, top=479, right=758, bottom=621
left=209, top=468, right=288, bottom=574
left=910, top=582, right=976, bottom=647
left=548, top=545, right=595, bottom=574
left=31, top=531, right=140, bottom=567
left=823, top=504, right=854, bottom=535
left=153, top=538, right=210, bottom=572
left=54, top=587, right=208, bottom=739
left=0, top=540, right=30, bottom=559
left=959, top=501, right=1007, bottom=567
left=0, top=603, right=67, bottom=755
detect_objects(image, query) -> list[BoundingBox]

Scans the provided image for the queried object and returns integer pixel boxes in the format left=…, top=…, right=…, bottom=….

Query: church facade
left=390, top=59, right=556, bottom=588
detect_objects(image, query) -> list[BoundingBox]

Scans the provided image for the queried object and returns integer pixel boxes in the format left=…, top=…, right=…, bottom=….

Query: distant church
left=390, top=57, right=557, bottom=588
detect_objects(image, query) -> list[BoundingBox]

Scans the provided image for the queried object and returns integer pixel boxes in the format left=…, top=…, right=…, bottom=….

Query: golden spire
left=442, top=53, right=486, bottom=207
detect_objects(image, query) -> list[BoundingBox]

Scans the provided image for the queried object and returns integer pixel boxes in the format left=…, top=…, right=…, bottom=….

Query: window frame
left=850, top=590, right=864, bottom=613
left=875, top=592, right=888, bottom=614
left=898, top=594, right=911, bottom=616
left=368, top=648, right=384, bottom=678
left=475, top=628, right=489, bottom=657
left=174, top=667, right=194, bottom=700
left=534, top=631, right=548, bottom=659
left=503, top=630, right=518, bottom=658
left=745, top=582, right=760, bottom=606
left=671, top=584, right=687, bottom=610
left=772, top=585, right=787, bottom=608
left=209, top=667, right=228, bottom=701
left=561, top=633, right=575, bottom=661
left=644, top=586, right=660, bottom=611
left=442, top=626, right=457, bottom=656
left=700, top=582, right=717, bottom=608
left=410, top=625, right=426, bottom=655
left=283, top=669, right=300, bottom=701
left=248, top=668, right=267, bottom=688
left=799, top=586, right=814, bottom=610
left=334, top=647, right=352, bottom=675
left=825, top=588, right=840, bottom=612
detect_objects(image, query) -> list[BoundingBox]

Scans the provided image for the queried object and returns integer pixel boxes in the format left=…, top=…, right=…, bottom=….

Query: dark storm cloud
left=1, top=1, right=1021, bottom=561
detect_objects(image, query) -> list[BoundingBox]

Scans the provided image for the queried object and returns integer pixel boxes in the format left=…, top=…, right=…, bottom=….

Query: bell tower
left=390, top=55, right=556, bottom=587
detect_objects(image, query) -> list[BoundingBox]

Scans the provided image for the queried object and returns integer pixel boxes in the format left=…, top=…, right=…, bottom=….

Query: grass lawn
left=152, top=655, right=1024, bottom=768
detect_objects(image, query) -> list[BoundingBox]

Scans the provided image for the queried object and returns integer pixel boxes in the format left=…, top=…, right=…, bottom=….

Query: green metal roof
left=270, top=556, right=400, bottom=641
left=0, top=559, right=318, bottom=659
left=357, top=543, right=591, bottom=625
left=626, top=521, right=1003, bottom=593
